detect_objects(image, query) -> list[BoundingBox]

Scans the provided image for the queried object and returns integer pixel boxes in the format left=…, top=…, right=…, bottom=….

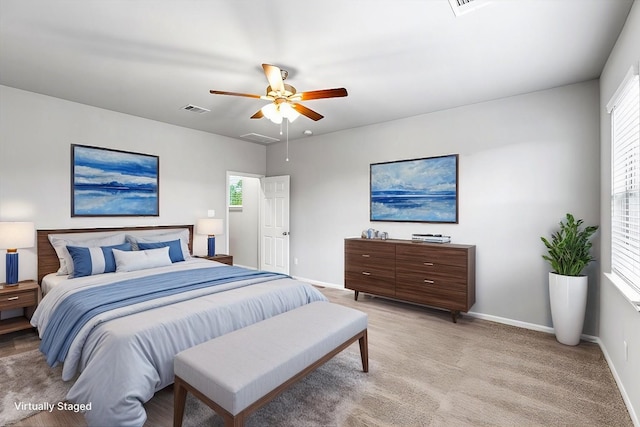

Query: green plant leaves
left=540, top=213, right=598, bottom=276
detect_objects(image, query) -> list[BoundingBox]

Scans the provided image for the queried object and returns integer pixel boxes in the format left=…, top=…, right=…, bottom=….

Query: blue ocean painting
left=370, top=155, right=457, bottom=223
left=72, top=145, right=159, bottom=216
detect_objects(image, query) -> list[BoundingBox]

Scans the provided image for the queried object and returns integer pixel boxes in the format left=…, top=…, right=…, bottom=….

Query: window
left=229, top=176, right=243, bottom=208
left=608, top=67, right=640, bottom=294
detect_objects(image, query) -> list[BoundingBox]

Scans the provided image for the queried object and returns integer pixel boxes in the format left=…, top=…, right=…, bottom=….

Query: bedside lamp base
left=207, top=236, right=216, bottom=257
left=6, top=250, right=18, bottom=285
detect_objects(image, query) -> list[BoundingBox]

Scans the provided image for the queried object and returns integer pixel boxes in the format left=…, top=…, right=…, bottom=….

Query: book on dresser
left=344, top=238, right=476, bottom=323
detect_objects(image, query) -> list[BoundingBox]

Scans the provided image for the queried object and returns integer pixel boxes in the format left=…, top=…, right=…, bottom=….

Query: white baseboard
left=465, top=311, right=599, bottom=343
left=290, top=275, right=344, bottom=290
left=593, top=337, right=639, bottom=427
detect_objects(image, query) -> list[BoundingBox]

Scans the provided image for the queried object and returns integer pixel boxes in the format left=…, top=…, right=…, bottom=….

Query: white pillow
left=49, top=233, right=127, bottom=276
left=126, top=230, right=191, bottom=260
left=113, top=247, right=172, bottom=272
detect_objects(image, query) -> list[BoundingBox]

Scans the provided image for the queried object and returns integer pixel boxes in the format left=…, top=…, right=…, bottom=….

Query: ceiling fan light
left=279, top=103, right=300, bottom=122
left=270, top=114, right=283, bottom=124
left=261, top=103, right=282, bottom=124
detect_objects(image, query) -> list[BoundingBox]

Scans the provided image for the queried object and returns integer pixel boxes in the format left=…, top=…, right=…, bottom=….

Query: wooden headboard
left=37, top=224, right=194, bottom=284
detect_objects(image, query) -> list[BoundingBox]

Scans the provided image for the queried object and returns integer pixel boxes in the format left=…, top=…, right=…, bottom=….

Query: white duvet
left=31, top=259, right=328, bottom=426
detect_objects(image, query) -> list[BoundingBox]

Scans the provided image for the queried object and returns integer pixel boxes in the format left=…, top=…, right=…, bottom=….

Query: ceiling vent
left=448, top=0, right=492, bottom=16
left=181, top=104, right=210, bottom=114
left=240, top=133, right=280, bottom=144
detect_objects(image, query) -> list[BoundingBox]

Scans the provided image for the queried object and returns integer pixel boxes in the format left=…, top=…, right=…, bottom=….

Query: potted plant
left=541, top=213, right=598, bottom=345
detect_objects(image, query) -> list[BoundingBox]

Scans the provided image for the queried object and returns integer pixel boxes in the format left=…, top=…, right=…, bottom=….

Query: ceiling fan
left=209, top=64, right=348, bottom=123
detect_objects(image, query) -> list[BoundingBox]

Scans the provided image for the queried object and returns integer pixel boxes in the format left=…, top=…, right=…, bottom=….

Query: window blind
left=610, top=72, right=640, bottom=294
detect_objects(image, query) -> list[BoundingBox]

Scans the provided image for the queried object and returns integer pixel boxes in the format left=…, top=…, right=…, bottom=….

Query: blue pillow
left=137, top=239, right=184, bottom=263
left=67, top=242, right=132, bottom=278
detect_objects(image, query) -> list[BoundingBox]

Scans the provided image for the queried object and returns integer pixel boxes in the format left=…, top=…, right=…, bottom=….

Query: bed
left=31, top=225, right=328, bottom=427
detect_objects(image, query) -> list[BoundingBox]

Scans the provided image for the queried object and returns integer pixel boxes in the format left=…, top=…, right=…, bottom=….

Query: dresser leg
left=354, top=290, right=359, bottom=301
left=451, top=310, right=460, bottom=323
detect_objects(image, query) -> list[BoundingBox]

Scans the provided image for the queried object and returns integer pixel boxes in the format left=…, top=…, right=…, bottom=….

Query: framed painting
left=71, top=144, right=159, bottom=217
left=370, top=154, right=458, bottom=223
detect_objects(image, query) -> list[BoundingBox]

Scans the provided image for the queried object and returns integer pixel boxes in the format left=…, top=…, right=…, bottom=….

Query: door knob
left=282, top=231, right=290, bottom=236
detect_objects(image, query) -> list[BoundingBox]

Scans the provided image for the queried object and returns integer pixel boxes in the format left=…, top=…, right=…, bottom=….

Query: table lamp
left=0, top=222, right=35, bottom=285
left=196, top=219, right=224, bottom=257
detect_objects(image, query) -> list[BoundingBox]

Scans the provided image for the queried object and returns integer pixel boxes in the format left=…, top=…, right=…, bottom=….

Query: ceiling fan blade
left=262, top=64, right=285, bottom=94
left=210, top=90, right=262, bottom=99
left=292, top=103, right=324, bottom=121
left=297, top=88, right=348, bottom=101
left=250, top=109, right=264, bottom=119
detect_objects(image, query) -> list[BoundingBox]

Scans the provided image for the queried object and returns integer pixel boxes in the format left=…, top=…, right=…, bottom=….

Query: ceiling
left=0, top=0, right=634, bottom=144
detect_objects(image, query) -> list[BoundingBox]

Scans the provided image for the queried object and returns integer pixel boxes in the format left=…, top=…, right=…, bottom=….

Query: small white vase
left=549, top=272, right=588, bottom=345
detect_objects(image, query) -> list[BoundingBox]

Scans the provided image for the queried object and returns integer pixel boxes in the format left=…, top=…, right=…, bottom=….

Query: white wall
left=598, top=1, right=640, bottom=424
left=267, top=81, right=600, bottom=334
left=0, top=85, right=266, bottom=283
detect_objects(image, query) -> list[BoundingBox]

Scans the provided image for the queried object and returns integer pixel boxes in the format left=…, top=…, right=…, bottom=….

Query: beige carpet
left=4, top=286, right=633, bottom=426
left=322, top=288, right=632, bottom=426
left=0, top=349, right=72, bottom=426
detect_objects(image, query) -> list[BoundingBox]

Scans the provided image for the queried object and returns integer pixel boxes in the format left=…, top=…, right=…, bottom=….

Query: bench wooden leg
left=359, top=329, right=369, bottom=372
left=173, top=377, right=188, bottom=427
left=174, top=375, right=242, bottom=426
left=223, top=412, right=245, bottom=427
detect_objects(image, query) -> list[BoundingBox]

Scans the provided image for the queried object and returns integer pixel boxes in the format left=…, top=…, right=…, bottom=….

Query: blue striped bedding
left=39, top=266, right=286, bottom=367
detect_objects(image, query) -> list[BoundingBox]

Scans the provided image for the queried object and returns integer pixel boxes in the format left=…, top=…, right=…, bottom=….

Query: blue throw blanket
left=40, top=266, right=287, bottom=367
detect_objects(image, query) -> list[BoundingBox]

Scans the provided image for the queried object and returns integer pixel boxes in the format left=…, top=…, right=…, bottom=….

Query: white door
left=260, top=175, right=290, bottom=274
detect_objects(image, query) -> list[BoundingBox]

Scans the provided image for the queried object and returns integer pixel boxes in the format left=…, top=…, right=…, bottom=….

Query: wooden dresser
left=345, top=238, right=476, bottom=322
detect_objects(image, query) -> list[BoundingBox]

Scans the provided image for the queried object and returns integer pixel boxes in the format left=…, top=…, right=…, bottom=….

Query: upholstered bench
left=173, top=301, right=368, bottom=427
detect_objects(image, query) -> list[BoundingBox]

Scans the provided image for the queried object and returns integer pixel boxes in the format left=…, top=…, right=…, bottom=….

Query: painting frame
left=71, top=144, right=159, bottom=217
left=370, top=154, right=459, bottom=223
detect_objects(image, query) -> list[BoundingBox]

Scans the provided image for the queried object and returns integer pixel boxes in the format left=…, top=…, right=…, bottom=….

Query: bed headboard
left=36, top=224, right=194, bottom=284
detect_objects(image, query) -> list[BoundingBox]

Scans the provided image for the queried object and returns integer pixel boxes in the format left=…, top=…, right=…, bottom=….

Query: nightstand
left=0, top=280, right=39, bottom=335
left=196, top=254, right=233, bottom=266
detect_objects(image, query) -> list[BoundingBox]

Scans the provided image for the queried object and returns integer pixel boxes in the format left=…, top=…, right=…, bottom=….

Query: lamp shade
left=0, top=222, right=35, bottom=250
left=196, top=218, right=224, bottom=236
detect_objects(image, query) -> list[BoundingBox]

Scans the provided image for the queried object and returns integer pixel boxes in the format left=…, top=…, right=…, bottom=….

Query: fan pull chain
left=285, top=118, right=290, bottom=162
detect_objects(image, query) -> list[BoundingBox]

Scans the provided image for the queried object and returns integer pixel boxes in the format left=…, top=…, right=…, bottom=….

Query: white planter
left=549, top=272, right=588, bottom=345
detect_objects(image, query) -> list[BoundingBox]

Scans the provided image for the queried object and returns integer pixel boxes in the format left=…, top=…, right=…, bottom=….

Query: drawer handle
left=361, top=254, right=370, bottom=258
left=7, top=296, right=19, bottom=301
left=362, top=271, right=371, bottom=276
left=423, top=262, right=434, bottom=266
left=424, top=279, right=435, bottom=284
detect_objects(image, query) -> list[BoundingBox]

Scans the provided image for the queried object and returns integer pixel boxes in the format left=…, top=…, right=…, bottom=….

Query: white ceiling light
left=260, top=101, right=300, bottom=124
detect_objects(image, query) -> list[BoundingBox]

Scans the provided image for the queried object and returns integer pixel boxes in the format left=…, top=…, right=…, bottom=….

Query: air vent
left=448, top=0, right=492, bottom=16
left=240, top=133, right=280, bottom=144
left=181, top=104, right=210, bottom=114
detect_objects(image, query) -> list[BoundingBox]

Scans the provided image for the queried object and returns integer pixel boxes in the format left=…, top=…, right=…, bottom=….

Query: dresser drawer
left=345, top=252, right=395, bottom=275
left=396, top=262, right=467, bottom=283
left=345, top=272, right=396, bottom=298
left=345, top=239, right=396, bottom=257
left=0, top=289, right=37, bottom=310
left=395, top=281, right=468, bottom=311
left=396, top=244, right=467, bottom=267
left=396, top=270, right=468, bottom=292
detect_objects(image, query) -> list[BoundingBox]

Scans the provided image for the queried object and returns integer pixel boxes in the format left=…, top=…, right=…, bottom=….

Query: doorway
left=226, top=171, right=261, bottom=269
